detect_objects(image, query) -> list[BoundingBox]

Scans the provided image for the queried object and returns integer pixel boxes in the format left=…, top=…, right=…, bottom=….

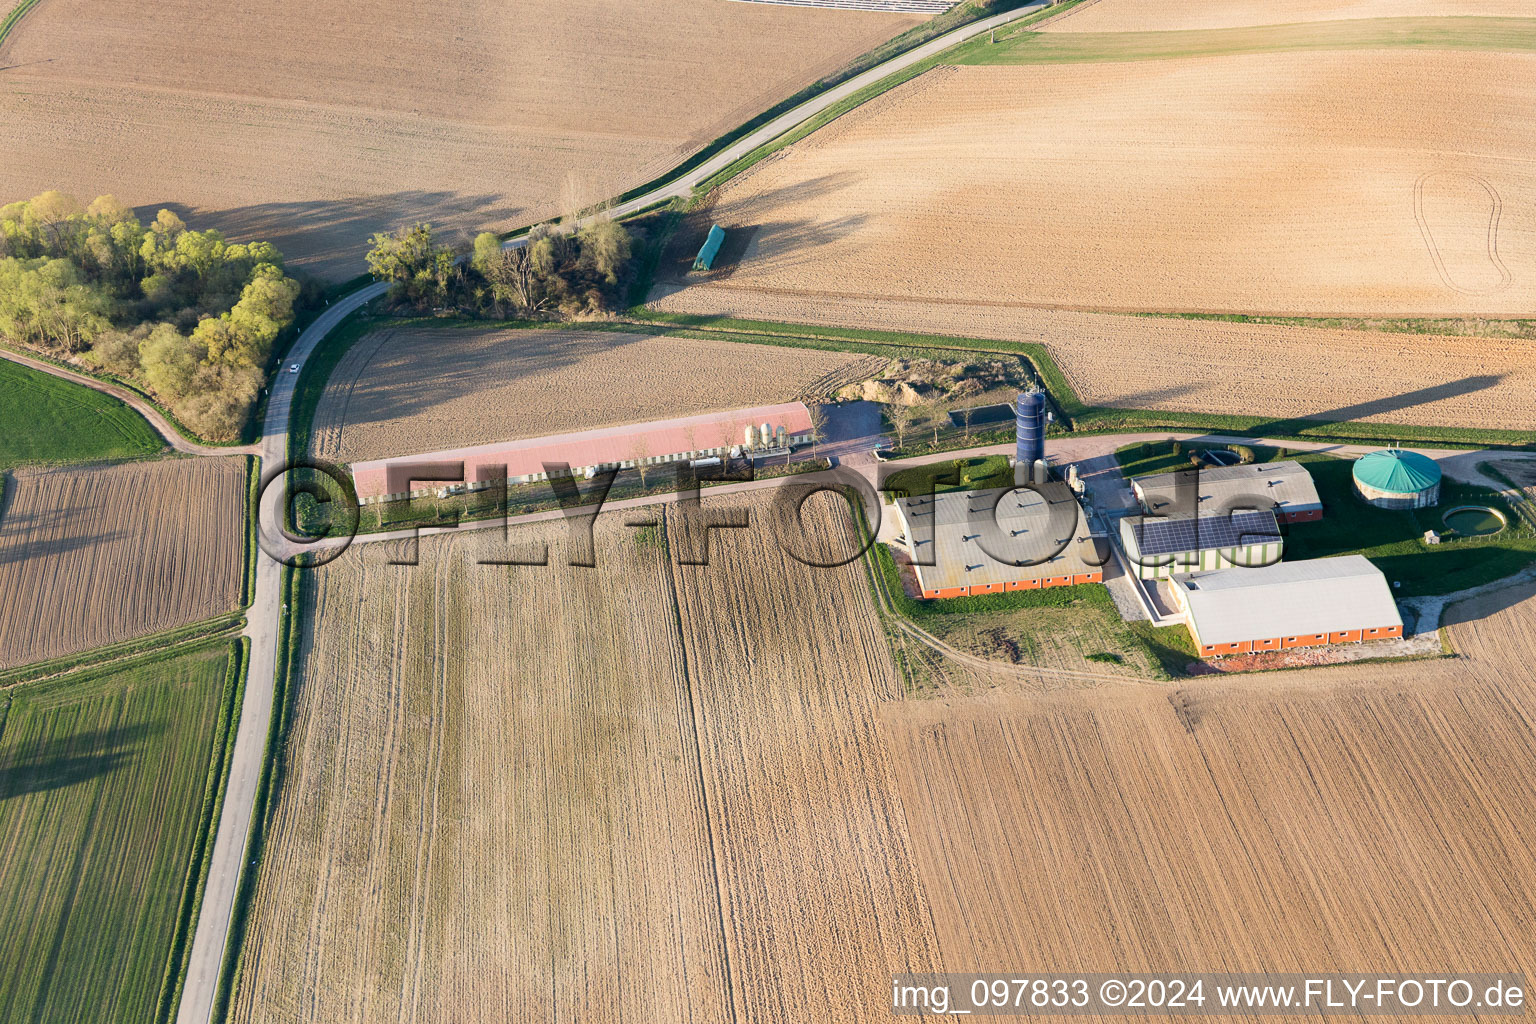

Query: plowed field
left=662, top=52, right=1536, bottom=317
left=881, top=580, right=1536, bottom=980
left=0, top=0, right=918, bottom=279
left=310, top=325, right=877, bottom=464
left=0, top=458, right=246, bottom=669
left=234, top=494, right=938, bottom=1023
left=650, top=293, right=1536, bottom=431
left=1045, top=0, right=1533, bottom=32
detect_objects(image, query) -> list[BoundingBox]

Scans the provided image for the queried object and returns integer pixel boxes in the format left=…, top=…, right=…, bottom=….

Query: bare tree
left=952, top=379, right=985, bottom=438
left=630, top=437, right=652, bottom=489
left=806, top=404, right=829, bottom=456
left=887, top=402, right=915, bottom=450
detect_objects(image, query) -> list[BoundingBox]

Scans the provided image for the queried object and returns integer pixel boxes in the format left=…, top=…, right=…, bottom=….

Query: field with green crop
left=0, top=359, right=162, bottom=471
left=0, top=641, right=241, bottom=1024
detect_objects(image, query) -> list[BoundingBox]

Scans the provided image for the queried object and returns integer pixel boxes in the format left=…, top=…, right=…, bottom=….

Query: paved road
left=174, top=6, right=1061, bottom=1019
left=175, top=284, right=388, bottom=1024
left=0, top=347, right=259, bottom=456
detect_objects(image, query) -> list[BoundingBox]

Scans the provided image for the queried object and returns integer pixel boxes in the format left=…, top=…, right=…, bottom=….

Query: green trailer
left=693, top=224, right=726, bottom=271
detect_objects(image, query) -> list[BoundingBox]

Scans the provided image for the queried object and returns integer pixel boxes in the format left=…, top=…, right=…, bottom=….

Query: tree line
left=366, top=216, right=634, bottom=319
left=0, top=191, right=300, bottom=439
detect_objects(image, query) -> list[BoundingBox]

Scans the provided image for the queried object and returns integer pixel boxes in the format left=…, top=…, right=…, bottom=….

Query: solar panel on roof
left=1132, top=510, right=1280, bottom=557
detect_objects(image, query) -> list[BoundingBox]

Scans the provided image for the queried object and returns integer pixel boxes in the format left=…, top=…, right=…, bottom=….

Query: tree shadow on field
left=148, top=189, right=515, bottom=285
left=0, top=720, right=164, bottom=800
left=1243, top=375, right=1506, bottom=440
left=0, top=502, right=126, bottom=567
left=1440, top=577, right=1536, bottom=631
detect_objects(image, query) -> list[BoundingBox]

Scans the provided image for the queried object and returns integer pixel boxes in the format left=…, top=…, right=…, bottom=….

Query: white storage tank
left=743, top=424, right=758, bottom=448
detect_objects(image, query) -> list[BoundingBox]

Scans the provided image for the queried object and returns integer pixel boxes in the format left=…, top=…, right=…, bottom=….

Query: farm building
left=693, top=224, right=726, bottom=271
left=1353, top=448, right=1442, bottom=508
left=351, top=402, right=812, bottom=504
left=1134, top=460, right=1323, bottom=524
left=1170, top=555, right=1403, bottom=657
left=892, top=483, right=1104, bottom=599
left=1119, top=509, right=1282, bottom=580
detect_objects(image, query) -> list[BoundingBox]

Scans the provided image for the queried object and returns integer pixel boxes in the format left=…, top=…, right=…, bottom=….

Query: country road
left=173, top=5, right=1052, bottom=1021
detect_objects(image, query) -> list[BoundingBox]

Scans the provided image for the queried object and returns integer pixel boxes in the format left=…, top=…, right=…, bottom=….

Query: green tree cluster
left=368, top=217, right=634, bottom=320
left=0, top=191, right=299, bottom=439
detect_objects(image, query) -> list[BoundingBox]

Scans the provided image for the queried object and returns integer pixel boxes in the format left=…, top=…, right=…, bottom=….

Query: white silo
left=760, top=422, right=773, bottom=446
left=744, top=424, right=758, bottom=448
left=775, top=425, right=788, bottom=446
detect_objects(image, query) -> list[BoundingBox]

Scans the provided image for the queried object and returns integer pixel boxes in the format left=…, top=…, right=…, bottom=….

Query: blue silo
left=1016, top=389, right=1046, bottom=469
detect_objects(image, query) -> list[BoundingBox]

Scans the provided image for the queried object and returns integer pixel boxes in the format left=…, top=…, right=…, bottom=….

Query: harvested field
left=660, top=52, right=1536, bottom=317
left=310, top=325, right=880, bottom=464
left=233, top=523, right=729, bottom=1023
left=0, top=642, right=237, bottom=1024
left=670, top=494, right=940, bottom=1020
left=883, top=579, right=1536, bottom=981
left=235, top=493, right=936, bottom=1023
left=0, top=0, right=919, bottom=280
left=652, top=293, right=1536, bottom=432
left=0, top=458, right=245, bottom=669
left=1045, top=0, right=1534, bottom=33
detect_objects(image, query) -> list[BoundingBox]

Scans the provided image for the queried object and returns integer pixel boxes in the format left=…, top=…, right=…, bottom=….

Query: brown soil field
left=651, top=292, right=1536, bottom=431
left=881, top=580, right=1536, bottom=984
left=1045, top=0, right=1534, bottom=32
left=0, top=457, right=245, bottom=669
left=0, top=0, right=919, bottom=280
left=659, top=53, right=1536, bottom=317
left=310, top=325, right=880, bottom=464
left=234, top=494, right=938, bottom=1023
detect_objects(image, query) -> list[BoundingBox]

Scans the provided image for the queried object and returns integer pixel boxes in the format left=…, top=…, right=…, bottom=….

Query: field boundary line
left=658, top=506, right=743, bottom=1024
left=157, top=638, right=248, bottom=1024
left=0, top=612, right=246, bottom=688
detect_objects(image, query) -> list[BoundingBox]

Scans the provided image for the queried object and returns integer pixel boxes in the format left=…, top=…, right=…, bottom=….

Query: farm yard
left=0, top=458, right=246, bottom=669
left=0, top=0, right=921, bottom=280
left=1042, top=0, right=1534, bottom=33
left=883, top=579, right=1536, bottom=980
left=658, top=49, right=1536, bottom=318
left=232, top=495, right=940, bottom=1023
left=308, top=324, right=880, bottom=465
left=0, top=642, right=240, bottom=1024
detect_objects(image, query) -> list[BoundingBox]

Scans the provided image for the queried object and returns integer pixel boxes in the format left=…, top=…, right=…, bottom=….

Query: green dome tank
left=1353, top=449, right=1442, bottom=509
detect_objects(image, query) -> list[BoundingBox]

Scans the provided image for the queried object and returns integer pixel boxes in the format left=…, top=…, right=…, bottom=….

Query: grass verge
left=0, top=612, right=245, bottom=688
left=211, top=560, right=302, bottom=1024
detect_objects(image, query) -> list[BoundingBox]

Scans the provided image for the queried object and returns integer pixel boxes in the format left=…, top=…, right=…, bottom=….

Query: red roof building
left=350, top=402, right=813, bottom=504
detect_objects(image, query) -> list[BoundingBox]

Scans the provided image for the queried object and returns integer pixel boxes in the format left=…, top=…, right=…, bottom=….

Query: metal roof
left=351, top=402, right=812, bottom=499
left=1353, top=449, right=1442, bottom=494
left=1122, top=508, right=1280, bottom=558
left=895, top=483, right=1103, bottom=591
left=1135, top=460, right=1321, bottom=517
left=1172, top=555, right=1402, bottom=647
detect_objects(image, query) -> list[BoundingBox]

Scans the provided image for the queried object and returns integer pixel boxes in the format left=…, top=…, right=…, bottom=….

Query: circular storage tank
left=1353, top=449, right=1442, bottom=509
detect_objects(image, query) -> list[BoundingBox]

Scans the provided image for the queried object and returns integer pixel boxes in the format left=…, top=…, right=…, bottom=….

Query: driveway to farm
left=0, top=346, right=259, bottom=456
left=178, top=6, right=1060, bottom=1012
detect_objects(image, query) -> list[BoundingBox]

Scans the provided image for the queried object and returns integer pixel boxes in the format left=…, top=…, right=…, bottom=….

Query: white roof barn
left=1134, top=460, right=1322, bottom=519
left=1171, top=555, right=1402, bottom=649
